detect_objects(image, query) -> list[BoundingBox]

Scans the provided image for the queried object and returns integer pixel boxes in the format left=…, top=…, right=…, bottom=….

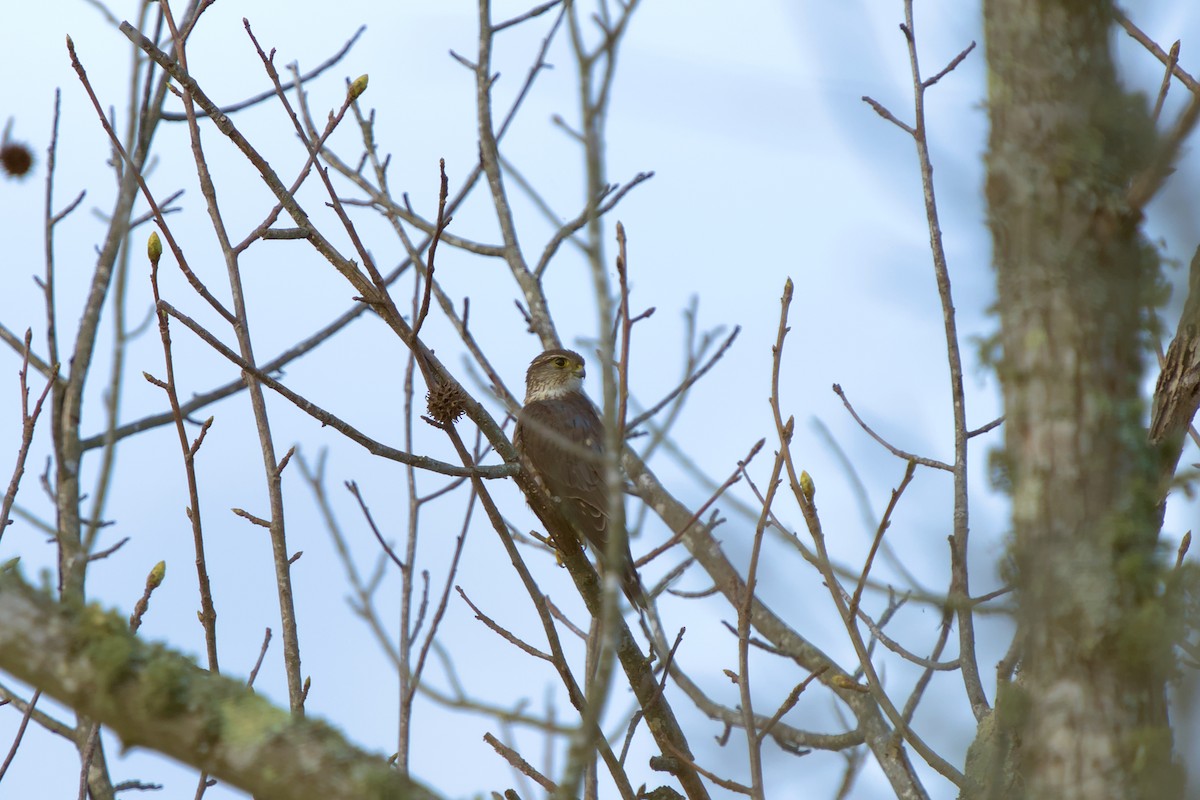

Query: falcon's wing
left=514, top=393, right=647, bottom=607
left=515, top=392, right=608, bottom=539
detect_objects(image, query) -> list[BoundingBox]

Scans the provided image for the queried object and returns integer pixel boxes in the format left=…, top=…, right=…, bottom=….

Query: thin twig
left=0, top=688, right=41, bottom=782
left=159, top=300, right=512, bottom=478
left=406, top=487, right=474, bottom=732
left=860, top=96, right=915, bottom=135
left=1115, top=9, right=1200, bottom=210
left=1151, top=40, right=1181, bottom=122
left=966, top=416, right=1003, bottom=438
left=345, top=481, right=406, bottom=570
left=661, top=741, right=753, bottom=795
left=411, top=160, right=450, bottom=339
left=922, top=41, right=976, bottom=89
left=492, top=0, right=564, bottom=33
left=737, top=438, right=786, bottom=799
left=148, top=240, right=220, bottom=671
left=247, top=629, right=272, bottom=687
left=66, top=37, right=236, bottom=324
left=848, top=460, right=917, bottom=619
left=899, top=605, right=955, bottom=725
left=159, top=26, right=367, bottom=121
left=845, top=590, right=959, bottom=670
left=771, top=279, right=965, bottom=788
left=0, top=681, right=72, bottom=739
left=627, top=326, right=739, bottom=432
left=457, top=587, right=554, bottom=662
left=484, top=732, right=559, bottom=793
left=758, top=667, right=828, bottom=741
left=832, top=384, right=952, bottom=472
left=1115, top=10, right=1200, bottom=93
left=0, top=332, right=57, bottom=543
left=636, top=439, right=762, bottom=567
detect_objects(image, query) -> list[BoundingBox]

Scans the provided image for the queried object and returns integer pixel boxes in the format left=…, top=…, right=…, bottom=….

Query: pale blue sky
left=1, top=2, right=1198, bottom=798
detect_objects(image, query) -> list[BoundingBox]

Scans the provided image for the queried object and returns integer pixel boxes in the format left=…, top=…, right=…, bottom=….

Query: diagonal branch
left=0, top=570, right=439, bottom=800
left=160, top=301, right=512, bottom=479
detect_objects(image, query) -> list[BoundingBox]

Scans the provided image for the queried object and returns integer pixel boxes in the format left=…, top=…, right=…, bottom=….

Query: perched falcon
left=513, top=348, right=645, bottom=607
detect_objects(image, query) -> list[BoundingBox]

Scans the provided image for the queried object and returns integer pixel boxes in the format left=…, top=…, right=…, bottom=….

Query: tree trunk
left=980, top=1, right=1182, bottom=798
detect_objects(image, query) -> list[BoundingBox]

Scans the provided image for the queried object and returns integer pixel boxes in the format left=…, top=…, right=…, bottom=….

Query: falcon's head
left=524, top=349, right=586, bottom=402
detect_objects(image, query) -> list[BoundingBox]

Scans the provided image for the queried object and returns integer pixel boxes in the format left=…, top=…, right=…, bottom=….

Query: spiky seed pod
left=426, top=380, right=466, bottom=425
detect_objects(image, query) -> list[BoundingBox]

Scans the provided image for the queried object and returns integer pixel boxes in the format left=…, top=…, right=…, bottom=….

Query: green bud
left=800, top=470, right=815, bottom=501
left=349, top=74, right=369, bottom=100
left=147, top=560, right=166, bottom=590
left=147, top=231, right=162, bottom=264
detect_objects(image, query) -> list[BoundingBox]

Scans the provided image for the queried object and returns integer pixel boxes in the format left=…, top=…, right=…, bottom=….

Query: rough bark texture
left=0, top=571, right=439, bottom=800
left=980, top=2, right=1181, bottom=799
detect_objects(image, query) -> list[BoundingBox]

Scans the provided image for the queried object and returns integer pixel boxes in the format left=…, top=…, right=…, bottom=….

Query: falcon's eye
left=553, top=357, right=567, bottom=368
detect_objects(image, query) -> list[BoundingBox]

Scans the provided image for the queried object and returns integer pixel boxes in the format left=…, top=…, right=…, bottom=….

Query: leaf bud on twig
left=146, top=560, right=166, bottom=590
left=800, top=470, right=815, bottom=501
left=147, top=231, right=162, bottom=265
